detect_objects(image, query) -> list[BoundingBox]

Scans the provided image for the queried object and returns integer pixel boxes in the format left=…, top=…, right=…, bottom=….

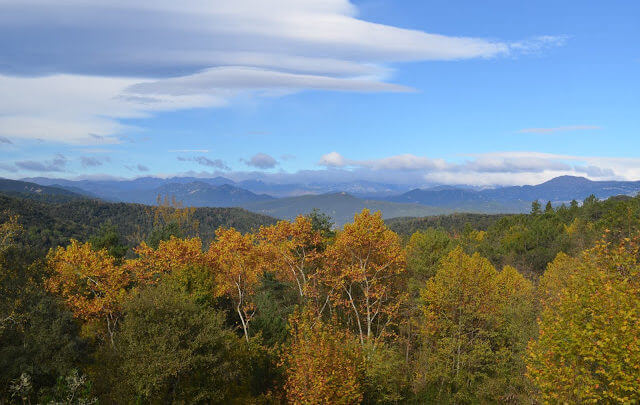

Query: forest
left=1, top=193, right=640, bottom=403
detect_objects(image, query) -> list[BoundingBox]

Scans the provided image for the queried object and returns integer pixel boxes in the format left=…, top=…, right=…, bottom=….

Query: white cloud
left=0, top=0, right=565, bottom=144
left=319, top=152, right=447, bottom=171
left=319, top=152, right=349, bottom=167
left=317, top=151, right=640, bottom=186
left=0, top=74, right=219, bottom=144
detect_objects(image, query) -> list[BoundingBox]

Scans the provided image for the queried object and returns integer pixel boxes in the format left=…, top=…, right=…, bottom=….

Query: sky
left=0, top=0, right=639, bottom=186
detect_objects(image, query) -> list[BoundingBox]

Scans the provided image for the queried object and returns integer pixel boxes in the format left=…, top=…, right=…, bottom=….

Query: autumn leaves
left=41, top=207, right=640, bottom=403
left=45, top=210, right=406, bottom=349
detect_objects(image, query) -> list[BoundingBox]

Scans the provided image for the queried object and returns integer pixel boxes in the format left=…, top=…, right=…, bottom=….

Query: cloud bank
left=0, top=0, right=564, bottom=143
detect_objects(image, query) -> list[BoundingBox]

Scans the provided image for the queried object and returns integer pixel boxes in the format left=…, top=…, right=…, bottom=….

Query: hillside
left=0, top=193, right=277, bottom=252
left=0, top=178, right=87, bottom=202
left=386, top=212, right=512, bottom=235
left=241, top=192, right=450, bottom=225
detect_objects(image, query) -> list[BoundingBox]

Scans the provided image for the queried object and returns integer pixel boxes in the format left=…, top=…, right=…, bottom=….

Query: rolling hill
left=0, top=178, right=88, bottom=202
left=241, top=192, right=450, bottom=225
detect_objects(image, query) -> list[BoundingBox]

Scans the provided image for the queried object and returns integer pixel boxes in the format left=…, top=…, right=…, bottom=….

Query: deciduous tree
left=258, top=216, right=323, bottom=298
left=283, top=309, right=362, bottom=405
left=46, top=240, right=129, bottom=346
left=416, top=247, right=535, bottom=403
left=527, top=237, right=640, bottom=403
left=206, top=227, right=263, bottom=342
left=324, top=209, right=406, bottom=348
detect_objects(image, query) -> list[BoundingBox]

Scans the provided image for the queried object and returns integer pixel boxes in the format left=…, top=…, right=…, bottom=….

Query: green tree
left=115, top=282, right=249, bottom=403
left=406, top=228, right=454, bottom=282
left=89, top=222, right=127, bottom=260
left=415, top=247, right=535, bottom=403
left=0, top=214, right=86, bottom=403
left=530, top=200, right=542, bottom=215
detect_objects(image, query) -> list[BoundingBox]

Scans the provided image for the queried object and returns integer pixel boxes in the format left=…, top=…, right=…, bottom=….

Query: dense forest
left=0, top=194, right=277, bottom=255
left=2, top=193, right=640, bottom=403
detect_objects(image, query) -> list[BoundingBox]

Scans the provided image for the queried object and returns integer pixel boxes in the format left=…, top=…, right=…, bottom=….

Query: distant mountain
left=135, top=182, right=274, bottom=207
left=0, top=178, right=87, bottom=202
left=18, top=175, right=640, bottom=222
left=241, top=192, right=450, bottom=225
left=24, top=176, right=410, bottom=199
left=386, top=176, right=640, bottom=212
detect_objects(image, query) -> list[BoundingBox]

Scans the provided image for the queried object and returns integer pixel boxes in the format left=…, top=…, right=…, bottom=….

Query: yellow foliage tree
left=417, top=247, right=535, bottom=402
left=45, top=240, right=131, bottom=346
left=527, top=237, right=640, bottom=403
left=324, top=209, right=406, bottom=348
left=128, top=236, right=204, bottom=282
left=206, top=227, right=263, bottom=342
left=283, top=309, right=363, bottom=405
left=258, top=216, right=323, bottom=298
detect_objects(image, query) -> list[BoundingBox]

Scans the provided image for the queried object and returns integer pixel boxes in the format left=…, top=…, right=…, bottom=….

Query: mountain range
left=5, top=175, right=640, bottom=225
left=386, top=176, right=640, bottom=212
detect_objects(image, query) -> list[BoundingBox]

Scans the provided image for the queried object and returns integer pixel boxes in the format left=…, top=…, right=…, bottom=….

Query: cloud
left=15, top=154, right=67, bottom=172
left=177, top=156, right=230, bottom=170
left=81, top=156, right=110, bottom=168
left=244, top=153, right=278, bottom=169
left=0, top=136, right=12, bottom=144
left=518, top=125, right=602, bottom=134
left=509, top=35, right=569, bottom=55
left=169, top=149, right=210, bottom=153
left=319, top=152, right=349, bottom=167
left=0, top=163, right=17, bottom=173
left=0, top=0, right=565, bottom=143
left=124, top=163, right=150, bottom=172
left=316, top=151, right=640, bottom=186
left=67, top=150, right=640, bottom=190
left=319, top=152, right=447, bottom=170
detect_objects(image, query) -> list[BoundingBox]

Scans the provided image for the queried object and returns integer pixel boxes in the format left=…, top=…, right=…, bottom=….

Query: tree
left=45, top=240, right=130, bottom=346
left=206, top=227, right=263, bottom=342
left=116, top=282, right=248, bottom=403
left=531, top=200, right=542, bottom=215
left=324, top=209, right=406, bottom=348
left=147, top=195, right=199, bottom=248
left=258, top=216, right=323, bottom=298
left=527, top=237, right=640, bottom=403
left=129, top=236, right=204, bottom=283
left=0, top=214, right=87, bottom=403
left=406, top=228, right=454, bottom=281
left=89, top=222, right=127, bottom=261
left=307, top=208, right=335, bottom=239
left=416, top=247, right=535, bottom=403
left=544, top=201, right=554, bottom=214
left=283, top=309, right=363, bottom=405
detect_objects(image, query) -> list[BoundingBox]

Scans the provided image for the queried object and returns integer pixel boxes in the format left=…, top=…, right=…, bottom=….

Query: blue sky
left=0, top=0, right=638, bottom=186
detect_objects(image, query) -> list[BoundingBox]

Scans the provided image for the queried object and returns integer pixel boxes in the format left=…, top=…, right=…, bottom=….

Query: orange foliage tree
left=324, top=209, right=406, bottom=348
left=258, top=216, right=324, bottom=299
left=206, top=227, right=263, bottom=342
left=45, top=240, right=132, bottom=346
left=283, top=309, right=363, bottom=405
left=128, top=236, right=204, bottom=283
